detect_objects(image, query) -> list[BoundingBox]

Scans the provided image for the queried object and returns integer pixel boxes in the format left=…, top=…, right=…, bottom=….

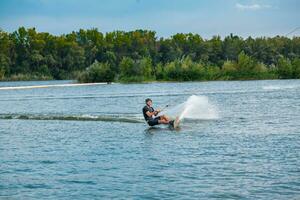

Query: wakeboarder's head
left=145, top=98, right=152, bottom=107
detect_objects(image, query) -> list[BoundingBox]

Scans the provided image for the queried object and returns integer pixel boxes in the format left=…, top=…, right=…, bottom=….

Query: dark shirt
left=142, top=106, right=154, bottom=121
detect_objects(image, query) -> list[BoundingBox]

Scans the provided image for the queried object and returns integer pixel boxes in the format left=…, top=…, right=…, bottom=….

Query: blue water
left=0, top=80, right=300, bottom=199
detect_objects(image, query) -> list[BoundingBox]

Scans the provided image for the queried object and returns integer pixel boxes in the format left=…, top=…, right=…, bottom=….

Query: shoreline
left=1, top=77, right=298, bottom=85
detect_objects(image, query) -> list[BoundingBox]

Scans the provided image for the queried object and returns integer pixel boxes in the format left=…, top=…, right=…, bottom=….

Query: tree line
left=0, top=27, right=299, bottom=82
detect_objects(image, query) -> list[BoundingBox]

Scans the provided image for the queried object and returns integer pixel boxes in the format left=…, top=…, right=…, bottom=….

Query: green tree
left=0, top=54, right=9, bottom=78
left=207, top=35, right=223, bottom=66
left=0, top=30, right=13, bottom=77
left=223, top=34, right=243, bottom=61
left=292, top=58, right=300, bottom=78
left=158, top=38, right=183, bottom=64
left=1, top=27, right=300, bottom=82
left=277, top=57, right=293, bottom=79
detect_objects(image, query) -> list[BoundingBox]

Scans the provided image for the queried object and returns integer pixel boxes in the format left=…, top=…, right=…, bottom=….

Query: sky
left=0, top=0, right=299, bottom=38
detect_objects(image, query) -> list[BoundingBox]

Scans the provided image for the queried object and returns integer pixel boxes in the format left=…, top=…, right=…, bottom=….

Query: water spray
left=160, top=95, right=219, bottom=121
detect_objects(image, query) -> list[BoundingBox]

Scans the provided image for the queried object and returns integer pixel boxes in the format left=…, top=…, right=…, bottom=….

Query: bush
left=164, top=57, right=205, bottom=81
left=237, top=51, right=257, bottom=72
left=119, top=57, right=153, bottom=82
left=204, top=66, right=221, bottom=80
left=221, top=60, right=237, bottom=79
left=277, top=57, right=293, bottom=79
left=4, top=73, right=52, bottom=81
left=181, top=57, right=205, bottom=81
left=154, top=63, right=164, bottom=80
left=221, top=53, right=275, bottom=80
left=77, top=61, right=115, bottom=83
left=164, top=60, right=179, bottom=80
left=292, top=58, right=300, bottom=78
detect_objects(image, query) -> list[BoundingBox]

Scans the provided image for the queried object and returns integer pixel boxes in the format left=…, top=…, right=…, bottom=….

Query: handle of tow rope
left=159, top=104, right=169, bottom=112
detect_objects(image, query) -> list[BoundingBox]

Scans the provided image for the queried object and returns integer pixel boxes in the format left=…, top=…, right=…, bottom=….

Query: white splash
left=160, top=95, right=219, bottom=121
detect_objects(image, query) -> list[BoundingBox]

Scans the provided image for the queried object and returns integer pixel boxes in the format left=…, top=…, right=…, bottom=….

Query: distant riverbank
left=1, top=28, right=299, bottom=83
left=3, top=53, right=292, bottom=83
left=0, top=72, right=295, bottom=83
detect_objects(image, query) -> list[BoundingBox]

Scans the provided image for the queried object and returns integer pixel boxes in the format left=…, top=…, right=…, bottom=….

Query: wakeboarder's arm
left=154, top=109, right=161, bottom=115
left=145, top=107, right=161, bottom=118
left=146, top=111, right=154, bottom=118
left=146, top=110, right=160, bottom=117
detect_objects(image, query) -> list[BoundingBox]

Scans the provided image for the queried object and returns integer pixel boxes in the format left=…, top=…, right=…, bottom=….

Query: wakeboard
left=172, top=116, right=180, bottom=129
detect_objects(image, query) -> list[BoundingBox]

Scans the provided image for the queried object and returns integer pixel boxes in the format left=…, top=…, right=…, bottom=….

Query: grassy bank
left=76, top=53, right=299, bottom=83
left=1, top=74, right=53, bottom=82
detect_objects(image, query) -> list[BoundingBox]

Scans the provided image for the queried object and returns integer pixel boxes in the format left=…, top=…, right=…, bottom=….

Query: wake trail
left=0, top=82, right=109, bottom=90
left=262, top=84, right=300, bottom=91
left=0, top=113, right=143, bottom=123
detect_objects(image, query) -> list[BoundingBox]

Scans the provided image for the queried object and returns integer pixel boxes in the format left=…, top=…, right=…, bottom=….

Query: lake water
left=0, top=80, right=300, bottom=199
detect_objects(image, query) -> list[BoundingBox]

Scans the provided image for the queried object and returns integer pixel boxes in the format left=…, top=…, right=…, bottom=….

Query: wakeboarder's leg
left=158, top=119, right=170, bottom=124
left=160, top=115, right=170, bottom=121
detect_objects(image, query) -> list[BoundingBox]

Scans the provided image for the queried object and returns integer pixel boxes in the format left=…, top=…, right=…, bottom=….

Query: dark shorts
left=147, top=116, right=161, bottom=126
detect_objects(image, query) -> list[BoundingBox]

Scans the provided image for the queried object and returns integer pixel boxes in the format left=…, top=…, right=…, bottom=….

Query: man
left=142, top=98, right=173, bottom=126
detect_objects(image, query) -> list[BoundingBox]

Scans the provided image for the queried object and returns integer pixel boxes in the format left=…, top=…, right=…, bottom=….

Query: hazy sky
left=0, top=0, right=299, bottom=38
